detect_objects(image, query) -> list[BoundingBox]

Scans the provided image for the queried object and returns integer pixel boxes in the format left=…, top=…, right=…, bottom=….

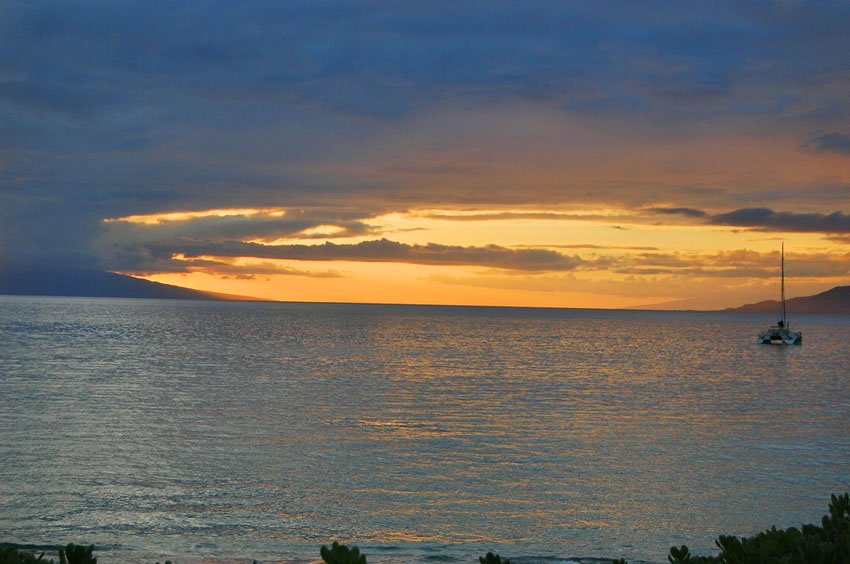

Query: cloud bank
left=152, top=239, right=585, bottom=273
left=801, top=133, right=850, bottom=155
left=710, top=209, right=850, bottom=233
left=2, top=0, right=849, bottom=304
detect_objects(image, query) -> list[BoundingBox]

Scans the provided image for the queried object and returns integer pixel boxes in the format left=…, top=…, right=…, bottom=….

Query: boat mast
left=781, top=242, right=786, bottom=326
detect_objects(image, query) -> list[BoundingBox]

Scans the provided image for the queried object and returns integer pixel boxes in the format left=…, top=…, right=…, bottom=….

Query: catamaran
left=757, top=243, right=802, bottom=345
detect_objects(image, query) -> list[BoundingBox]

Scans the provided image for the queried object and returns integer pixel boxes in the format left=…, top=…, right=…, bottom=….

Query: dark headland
left=0, top=264, right=263, bottom=301
left=727, top=285, right=850, bottom=314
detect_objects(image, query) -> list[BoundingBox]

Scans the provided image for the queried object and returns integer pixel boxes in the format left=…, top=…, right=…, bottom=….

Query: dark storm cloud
left=3, top=1, right=850, bottom=267
left=710, top=208, right=850, bottom=233
left=128, top=240, right=849, bottom=279
left=801, top=132, right=850, bottom=155
left=642, top=207, right=708, bottom=218
left=634, top=206, right=850, bottom=236
left=156, top=239, right=585, bottom=272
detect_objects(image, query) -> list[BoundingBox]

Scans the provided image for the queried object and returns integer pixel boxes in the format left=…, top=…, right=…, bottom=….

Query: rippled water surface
left=2, top=296, right=850, bottom=563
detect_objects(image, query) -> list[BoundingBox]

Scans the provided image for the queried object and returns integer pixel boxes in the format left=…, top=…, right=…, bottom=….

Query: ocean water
left=1, top=296, right=849, bottom=564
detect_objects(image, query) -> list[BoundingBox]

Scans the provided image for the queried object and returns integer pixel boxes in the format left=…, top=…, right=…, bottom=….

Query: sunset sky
left=2, top=1, right=850, bottom=308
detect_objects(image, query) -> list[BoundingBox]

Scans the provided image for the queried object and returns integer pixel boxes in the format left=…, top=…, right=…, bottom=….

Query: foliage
left=320, top=541, right=367, bottom=564
left=0, top=546, right=50, bottom=564
left=0, top=544, right=96, bottom=564
left=666, top=544, right=697, bottom=563
left=614, top=493, right=850, bottom=564
left=479, top=552, right=510, bottom=564
left=58, top=545, right=95, bottom=564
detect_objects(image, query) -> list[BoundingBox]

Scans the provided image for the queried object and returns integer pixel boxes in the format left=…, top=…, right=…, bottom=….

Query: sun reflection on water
left=1, top=298, right=849, bottom=563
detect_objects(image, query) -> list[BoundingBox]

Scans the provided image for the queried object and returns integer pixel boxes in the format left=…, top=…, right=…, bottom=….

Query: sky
left=2, top=1, right=850, bottom=309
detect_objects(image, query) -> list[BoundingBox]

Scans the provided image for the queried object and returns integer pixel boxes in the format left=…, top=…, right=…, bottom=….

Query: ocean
left=1, top=296, right=849, bottom=563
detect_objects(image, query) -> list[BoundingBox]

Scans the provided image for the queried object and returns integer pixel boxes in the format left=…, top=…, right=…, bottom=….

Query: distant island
left=727, top=285, right=850, bottom=314
left=0, top=264, right=263, bottom=301
left=3, top=263, right=850, bottom=313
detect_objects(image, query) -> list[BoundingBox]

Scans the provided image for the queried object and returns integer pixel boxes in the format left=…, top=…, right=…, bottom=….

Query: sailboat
left=757, top=243, right=802, bottom=345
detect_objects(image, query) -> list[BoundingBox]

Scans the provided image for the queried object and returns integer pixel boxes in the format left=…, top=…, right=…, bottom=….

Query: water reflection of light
left=3, top=299, right=849, bottom=563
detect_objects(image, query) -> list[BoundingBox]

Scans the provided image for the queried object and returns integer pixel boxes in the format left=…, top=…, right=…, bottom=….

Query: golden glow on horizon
left=142, top=265, right=665, bottom=310
left=259, top=207, right=757, bottom=252
left=364, top=210, right=839, bottom=256
left=108, top=204, right=849, bottom=310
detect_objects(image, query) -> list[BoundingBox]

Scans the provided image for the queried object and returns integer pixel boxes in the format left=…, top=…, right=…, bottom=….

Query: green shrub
left=667, top=544, right=696, bottom=563
left=320, top=541, right=366, bottom=564
left=615, top=492, right=850, bottom=564
left=479, top=552, right=510, bottom=564
left=58, top=544, right=95, bottom=564
left=0, top=544, right=97, bottom=564
left=0, top=546, right=51, bottom=564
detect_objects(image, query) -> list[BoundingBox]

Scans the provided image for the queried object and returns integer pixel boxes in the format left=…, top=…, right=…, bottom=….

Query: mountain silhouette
left=728, top=285, right=850, bottom=314
left=0, top=265, right=261, bottom=301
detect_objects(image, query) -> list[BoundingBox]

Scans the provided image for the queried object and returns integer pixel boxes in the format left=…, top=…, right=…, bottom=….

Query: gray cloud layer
left=98, top=203, right=850, bottom=276
left=642, top=207, right=708, bottom=218
left=427, top=206, right=850, bottom=236
left=613, top=250, right=850, bottom=279
left=801, top=133, right=850, bottom=155
left=2, top=1, right=850, bottom=269
left=166, top=239, right=585, bottom=272
left=118, top=238, right=850, bottom=280
left=710, top=208, right=850, bottom=233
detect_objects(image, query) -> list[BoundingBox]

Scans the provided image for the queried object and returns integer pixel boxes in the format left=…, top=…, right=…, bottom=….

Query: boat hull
left=757, top=328, right=802, bottom=345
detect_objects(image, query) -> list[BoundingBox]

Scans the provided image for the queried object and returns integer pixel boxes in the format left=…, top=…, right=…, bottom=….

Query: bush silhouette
left=0, top=544, right=97, bottom=564
left=666, top=545, right=694, bottom=563
left=615, top=492, right=850, bottom=564
left=479, top=552, right=510, bottom=564
left=58, top=545, right=95, bottom=564
left=0, top=546, right=50, bottom=564
left=320, top=541, right=366, bottom=564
